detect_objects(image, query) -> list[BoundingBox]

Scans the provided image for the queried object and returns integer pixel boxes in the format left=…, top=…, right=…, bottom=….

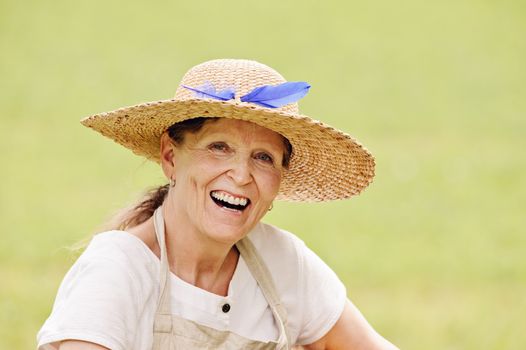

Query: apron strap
left=153, top=207, right=173, bottom=330
left=237, top=237, right=291, bottom=349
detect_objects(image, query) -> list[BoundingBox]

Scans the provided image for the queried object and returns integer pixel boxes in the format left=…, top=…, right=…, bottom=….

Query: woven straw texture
left=81, top=59, right=375, bottom=202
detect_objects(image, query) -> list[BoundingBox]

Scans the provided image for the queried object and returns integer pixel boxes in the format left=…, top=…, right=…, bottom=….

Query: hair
left=101, top=117, right=293, bottom=231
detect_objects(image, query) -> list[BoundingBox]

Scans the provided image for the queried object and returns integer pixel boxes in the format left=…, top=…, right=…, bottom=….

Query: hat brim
left=81, top=98, right=375, bottom=202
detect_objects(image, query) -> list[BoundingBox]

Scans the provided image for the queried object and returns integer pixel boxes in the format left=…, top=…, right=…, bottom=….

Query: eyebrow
left=213, top=137, right=283, bottom=156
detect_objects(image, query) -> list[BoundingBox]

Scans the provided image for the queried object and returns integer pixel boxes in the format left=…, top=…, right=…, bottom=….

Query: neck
left=161, top=202, right=238, bottom=296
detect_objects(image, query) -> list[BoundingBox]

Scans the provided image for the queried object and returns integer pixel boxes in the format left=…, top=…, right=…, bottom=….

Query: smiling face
left=161, top=118, right=287, bottom=245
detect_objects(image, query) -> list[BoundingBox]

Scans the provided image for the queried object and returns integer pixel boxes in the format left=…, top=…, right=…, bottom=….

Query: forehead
left=192, top=118, right=285, bottom=147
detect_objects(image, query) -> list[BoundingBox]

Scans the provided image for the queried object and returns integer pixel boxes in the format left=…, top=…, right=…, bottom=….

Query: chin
left=201, top=199, right=265, bottom=244
left=203, top=223, right=252, bottom=245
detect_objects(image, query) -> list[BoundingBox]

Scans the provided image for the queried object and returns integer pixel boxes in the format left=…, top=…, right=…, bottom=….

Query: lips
left=210, top=190, right=251, bottom=211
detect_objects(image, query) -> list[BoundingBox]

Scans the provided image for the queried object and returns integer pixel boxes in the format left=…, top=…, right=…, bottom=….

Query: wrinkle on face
left=167, top=119, right=286, bottom=246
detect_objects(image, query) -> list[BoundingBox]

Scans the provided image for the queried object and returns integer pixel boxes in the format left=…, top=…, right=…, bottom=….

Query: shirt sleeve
left=294, top=238, right=347, bottom=346
left=37, top=240, right=143, bottom=350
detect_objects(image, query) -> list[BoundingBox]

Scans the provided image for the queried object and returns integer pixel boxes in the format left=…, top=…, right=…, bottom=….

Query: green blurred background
left=1, top=0, right=524, bottom=348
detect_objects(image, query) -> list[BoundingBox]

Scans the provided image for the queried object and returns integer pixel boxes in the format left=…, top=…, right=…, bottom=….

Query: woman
left=37, top=59, right=398, bottom=349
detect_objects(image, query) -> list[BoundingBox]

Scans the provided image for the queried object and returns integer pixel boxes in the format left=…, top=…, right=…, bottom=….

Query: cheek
left=185, top=152, right=227, bottom=182
left=257, top=171, right=282, bottom=200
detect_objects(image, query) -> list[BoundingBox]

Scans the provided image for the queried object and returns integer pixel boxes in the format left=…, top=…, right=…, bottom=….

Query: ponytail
left=101, top=184, right=169, bottom=231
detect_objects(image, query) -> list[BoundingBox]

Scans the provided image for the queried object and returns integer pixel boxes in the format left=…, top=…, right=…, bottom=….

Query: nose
left=227, top=156, right=253, bottom=186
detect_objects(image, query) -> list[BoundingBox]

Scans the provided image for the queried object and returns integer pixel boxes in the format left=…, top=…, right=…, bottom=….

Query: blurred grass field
left=1, top=0, right=525, bottom=349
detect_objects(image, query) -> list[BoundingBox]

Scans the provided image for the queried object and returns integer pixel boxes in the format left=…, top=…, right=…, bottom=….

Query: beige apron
left=152, top=207, right=291, bottom=349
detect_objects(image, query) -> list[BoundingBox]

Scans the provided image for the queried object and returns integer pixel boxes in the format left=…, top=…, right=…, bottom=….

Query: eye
left=255, top=152, right=274, bottom=164
left=208, top=142, right=230, bottom=153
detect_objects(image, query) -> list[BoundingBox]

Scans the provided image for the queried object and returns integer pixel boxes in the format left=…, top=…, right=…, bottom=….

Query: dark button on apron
left=222, top=303, right=231, bottom=313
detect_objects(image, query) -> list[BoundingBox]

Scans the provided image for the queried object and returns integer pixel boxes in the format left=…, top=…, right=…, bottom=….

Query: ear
left=160, top=132, right=176, bottom=179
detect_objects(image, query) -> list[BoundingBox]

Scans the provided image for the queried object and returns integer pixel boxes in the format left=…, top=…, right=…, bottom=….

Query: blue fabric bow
left=182, top=81, right=310, bottom=108
left=182, top=81, right=235, bottom=101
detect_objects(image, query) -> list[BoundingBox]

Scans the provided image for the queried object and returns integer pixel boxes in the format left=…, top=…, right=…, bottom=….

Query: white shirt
left=37, top=222, right=346, bottom=349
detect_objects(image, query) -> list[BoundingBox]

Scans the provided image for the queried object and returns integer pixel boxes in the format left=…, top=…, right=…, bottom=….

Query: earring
left=268, top=203, right=273, bottom=211
left=169, top=177, right=176, bottom=187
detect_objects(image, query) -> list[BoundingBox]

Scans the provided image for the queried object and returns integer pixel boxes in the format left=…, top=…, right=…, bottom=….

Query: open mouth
left=210, top=191, right=251, bottom=211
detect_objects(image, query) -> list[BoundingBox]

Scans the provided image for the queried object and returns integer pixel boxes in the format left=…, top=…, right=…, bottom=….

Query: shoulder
left=246, top=222, right=344, bottom=289
left=59, top=230, right=160, bottom=303
left=72, top=230, right=159, bottom=280
left=37, top=231, right=160, bottom=350
left=246, top=221, right=325, bottom=276
left=246, top=222, right=347, bottom=346
left=246, top=222, right=310, bottom=278
left=83, top=230, right=155, bottom=262
left=246, top=222, right=328, bottom=277
left=78, top=230, right=160, bottom=297
left=246, top=222, right=304, bottom=258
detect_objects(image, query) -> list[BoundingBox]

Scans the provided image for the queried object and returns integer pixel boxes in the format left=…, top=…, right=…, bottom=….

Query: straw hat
left=81, top=59, right=375, bottom=202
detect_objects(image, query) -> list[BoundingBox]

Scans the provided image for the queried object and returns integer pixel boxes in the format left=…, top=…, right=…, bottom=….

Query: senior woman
left=37, top=59, right=398, bottom=350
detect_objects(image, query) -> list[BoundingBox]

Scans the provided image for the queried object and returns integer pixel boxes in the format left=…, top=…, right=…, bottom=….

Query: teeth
left=212, top=191, right=248, bottom=207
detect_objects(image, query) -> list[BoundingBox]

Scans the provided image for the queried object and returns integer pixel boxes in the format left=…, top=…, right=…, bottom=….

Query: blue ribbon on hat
left=182, top=81, right=235, bottom=101
left=182, top=81, right=310, bottom=108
